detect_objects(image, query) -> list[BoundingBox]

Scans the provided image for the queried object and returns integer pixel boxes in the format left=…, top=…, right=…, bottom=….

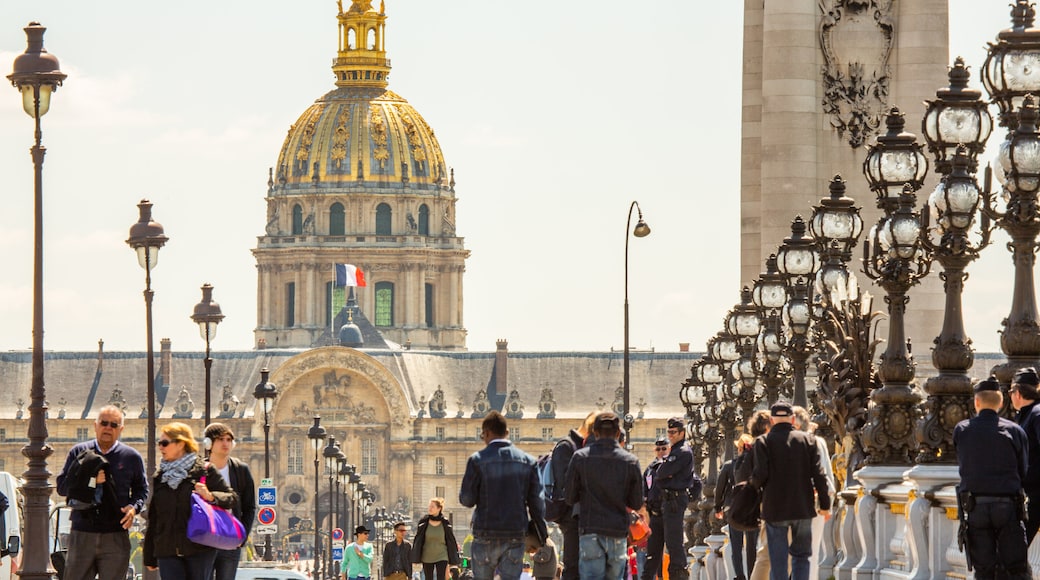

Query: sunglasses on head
left=157, top=439, right=175, bottom=447
left=98, top=420, right=121, bottom=428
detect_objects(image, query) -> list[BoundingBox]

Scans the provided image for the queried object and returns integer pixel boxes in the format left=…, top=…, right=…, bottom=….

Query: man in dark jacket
left=749, top=401, right=831, bottom=580
left=551, top=411, right=594, bottom=580
left=56, top=406, right=148, bottom=580
left=460, top=411, right=546, bottom=580
left=1009, top=367, right=1040, bottom=543
left=383, top=521, right=413, bottom=579
left=642, top=417, right=698, bottom=580
left=955, top=376, right=1031, bottom=579
left=204, top=423, right=256, bottom=580
left=564, top=412, right=643, bottom=580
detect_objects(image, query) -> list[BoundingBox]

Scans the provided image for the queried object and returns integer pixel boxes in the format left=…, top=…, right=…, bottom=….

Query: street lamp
left=863, top=108, right=930, bottom=211
left=7, top=21, right=66, bottom=580
left=307, top=417, right=327, bottom=579
left=623, top=200, right=651, bottom=438
left=751, top=256, right=788, bottom=405
left=775, top=216, right=821, bottom=407
left=192, top=283, right=224, bottom=426
left=323, top=436, right=340, bottom=580
left=922, top=58, right=993, bottom=174
left=126, top=199, right=168, bottom=482
left=982, top=0, right=1040, bottom=129
left=252, top=368, right=278, bottom=560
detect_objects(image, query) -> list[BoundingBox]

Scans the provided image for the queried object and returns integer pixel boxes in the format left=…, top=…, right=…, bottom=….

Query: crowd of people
left=73, top=389, right=1036, bottom=580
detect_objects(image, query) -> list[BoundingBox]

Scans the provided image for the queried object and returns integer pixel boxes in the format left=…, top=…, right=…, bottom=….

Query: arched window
left=418, top=204, right=430, bottom=236
left=367, top=28, right=377, bottom=50
left=347, top=28, right=356, bottom=50
left=292, top=204, right=303, bottom=235
left=330, top=202, right=345, bottom=235
left=375, top=282, right=394, bottom=327
left=376, top=203, right=392, bottom=235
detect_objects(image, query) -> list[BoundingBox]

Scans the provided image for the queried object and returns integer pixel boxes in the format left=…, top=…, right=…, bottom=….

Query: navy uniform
left=1010, top=366, right=1040, bottom=542
left=642, top=417, right=700, bottom=580
left=954, top=376, right=1030, bottom=580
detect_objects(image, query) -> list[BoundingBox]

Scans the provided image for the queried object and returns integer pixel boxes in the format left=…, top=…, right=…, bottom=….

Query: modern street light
left=7, top=21, right=66, bottom=580
left=307, top=417, right=327, bottom=579
left=126, top=199, right=168, bottom=482
left=252, top=368, right=278, bottom=561
left=192, top=283, right=224, bottom=426
left=623, top=200, right=651, bottom=439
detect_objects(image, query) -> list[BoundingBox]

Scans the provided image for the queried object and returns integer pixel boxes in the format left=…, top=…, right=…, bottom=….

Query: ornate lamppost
left=861, top=187, right=932, bottom=465
left=192, top=283, right=224, bottom=426
left=623, top=201, right=651, bottom=437
left=307, top=417, right=327, bottom=578
left=982, top=0, right=1040, bottom=131
left=323, top=436, right=341, bottom=580
left=914, top=56, right=995, bottom=462
left=710, top=331, right=742, bottom=461
left=752, top=255, right=789, bottom=406
left=252, top=368, right=278, bottom=560
left=983, top=97, right=1040, bottom=385
left=126, top=199, right=168, bottom=480
left=776, top=216, right=821, bottom=407
left=7, top=21, right=66, bottom=580
left=725, top=287, right=763, bottom=424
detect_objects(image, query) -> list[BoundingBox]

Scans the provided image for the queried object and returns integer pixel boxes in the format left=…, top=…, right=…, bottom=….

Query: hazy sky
left=0, top=1, right=1020, bottom=355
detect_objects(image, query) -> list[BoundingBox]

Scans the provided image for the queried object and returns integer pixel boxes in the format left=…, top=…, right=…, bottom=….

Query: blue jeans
left=728, top=527, right=757, bottom=579
left=578, top=534, right=627, bottom=580
left=213, top=547, right=241, bottom=580
left=156, top=551, right=217, bottom=580
left=764, top=519, right=812, bottom=580
left=471, top=536, right=524, bottom=580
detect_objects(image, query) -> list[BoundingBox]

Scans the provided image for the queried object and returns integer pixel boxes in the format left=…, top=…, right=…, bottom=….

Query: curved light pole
left=623, top=201, right=651, bottom=438
left=252, top=368, right=278, bottom=561
left=126, top=199, right=168, bottom=481
left=7, top=21, right=66, bottom=580
left=307, top=417, right=327, bottom=578
left=192, top=283, right=224, bottom=426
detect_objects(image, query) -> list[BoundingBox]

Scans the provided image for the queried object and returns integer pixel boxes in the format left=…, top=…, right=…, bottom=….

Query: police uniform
left=642, top=418, right=698, bottom=580
left=953, top=376, right=1031, bottom=580
left=1011, top=366, right=1040, bottom=542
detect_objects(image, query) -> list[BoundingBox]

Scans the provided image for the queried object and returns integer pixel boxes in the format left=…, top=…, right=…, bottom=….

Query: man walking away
left=955, top=376, right=1031, bottom=580
left=641, top=417, right=698, bottom=580
left=1009, top=367, right=1040, bottom=543
left=205, top=423, right=256, bottom=580
left=564, top=412, right=643, bottom=580
left=748, top=401, right=831, bottom=580
left=460, top=411, right=547, bottom=580
left=56, top=406, right=148, bottom=580
left=553, top=412, right=596, bottom=580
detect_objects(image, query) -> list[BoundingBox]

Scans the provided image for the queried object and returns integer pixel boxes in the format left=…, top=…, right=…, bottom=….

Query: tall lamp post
left=323, top=436, right=340, bottom=580
left=623, top=201, right=651, bottom=437
left=775, top=216, right=821, bottom=407
left=7, top=21, right=66, bottom=580
left=751, top=256, right=789, bottom=406
left=192, top=283, right=224, bottom=426
left=126, top=199, right=168, bottom=481
left=307, top=417, right=327, bottom=579
left=252, top=368, right=278, bottom=561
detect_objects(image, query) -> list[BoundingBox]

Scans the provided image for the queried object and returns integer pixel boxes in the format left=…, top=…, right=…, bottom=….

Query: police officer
left=641, top=417, right=699, bottom=580
left=1009, top=366, right=1040, bottom=543
left=953, top=376, right=1031, bottom=580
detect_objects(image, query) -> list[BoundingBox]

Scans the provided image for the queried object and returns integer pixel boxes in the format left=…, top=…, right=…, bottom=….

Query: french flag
left=335, top=264, right=366, bottom=287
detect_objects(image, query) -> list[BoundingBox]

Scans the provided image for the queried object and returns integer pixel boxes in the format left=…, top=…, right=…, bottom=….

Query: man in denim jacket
left=460, top=411, right=547, bottom=580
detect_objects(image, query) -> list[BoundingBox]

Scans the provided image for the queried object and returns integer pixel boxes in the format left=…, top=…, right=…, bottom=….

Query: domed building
left=254, top=0, right=468, bottom=351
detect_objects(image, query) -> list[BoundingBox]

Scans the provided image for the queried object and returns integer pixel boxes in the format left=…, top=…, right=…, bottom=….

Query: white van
left=235, top=566, right=309, bottom=580
left=0, top=471, right=22, bottom=580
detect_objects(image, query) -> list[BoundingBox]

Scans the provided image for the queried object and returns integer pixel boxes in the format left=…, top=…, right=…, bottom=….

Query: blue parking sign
left=332, top=547, right=343, bottom=561
left=257, top=486, right=277, bottom=506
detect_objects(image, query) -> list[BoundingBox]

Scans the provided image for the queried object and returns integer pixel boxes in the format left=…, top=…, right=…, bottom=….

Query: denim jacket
left=460, top=440, right=547, bottom=540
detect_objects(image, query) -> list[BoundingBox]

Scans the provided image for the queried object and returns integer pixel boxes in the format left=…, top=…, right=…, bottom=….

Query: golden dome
left=274, top=1, right=448, bottom=189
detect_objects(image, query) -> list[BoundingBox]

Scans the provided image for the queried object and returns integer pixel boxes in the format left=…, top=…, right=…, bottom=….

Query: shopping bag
left=187, top=493, right=245, bottom=550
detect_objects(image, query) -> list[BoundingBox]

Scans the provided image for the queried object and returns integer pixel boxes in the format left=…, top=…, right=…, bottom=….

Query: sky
left=0, top=1, right=1020, bottom=356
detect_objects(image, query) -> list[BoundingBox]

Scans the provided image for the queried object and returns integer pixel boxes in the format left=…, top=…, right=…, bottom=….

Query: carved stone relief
left=819, top=0, right=894, bottom=148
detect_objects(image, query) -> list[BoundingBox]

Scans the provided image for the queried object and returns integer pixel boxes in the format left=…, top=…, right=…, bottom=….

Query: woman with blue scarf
left=143, top=422, right=237, bottom=580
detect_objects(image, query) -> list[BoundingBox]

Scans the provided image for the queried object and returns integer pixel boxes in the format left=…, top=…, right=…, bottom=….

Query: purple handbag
left=187, top=492, right=245, bottom=550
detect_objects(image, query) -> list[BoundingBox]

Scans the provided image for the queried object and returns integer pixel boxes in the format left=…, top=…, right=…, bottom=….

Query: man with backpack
left=549, top=412, right=596, bottom=580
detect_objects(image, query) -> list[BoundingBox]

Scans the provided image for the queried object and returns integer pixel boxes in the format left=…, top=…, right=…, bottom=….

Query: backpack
left=539, top=438, right=576, bottom=523
left=725, top=481, right=762, bottom=532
